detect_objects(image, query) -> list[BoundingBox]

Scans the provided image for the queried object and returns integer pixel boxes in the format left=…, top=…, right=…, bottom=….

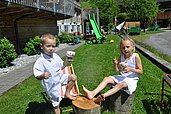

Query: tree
left=118, top=0, right=159, bottom=32
left=95, top=0, right=119, bottom=31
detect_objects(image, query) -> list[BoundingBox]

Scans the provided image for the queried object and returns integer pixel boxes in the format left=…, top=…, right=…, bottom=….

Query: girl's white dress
left=110, top=53, right=139, bottom=95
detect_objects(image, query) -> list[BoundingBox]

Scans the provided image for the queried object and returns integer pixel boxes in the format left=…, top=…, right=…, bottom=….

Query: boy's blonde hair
left=120, top=36, right=135, bottom=54
left=40, top=33, right=56, bottom=44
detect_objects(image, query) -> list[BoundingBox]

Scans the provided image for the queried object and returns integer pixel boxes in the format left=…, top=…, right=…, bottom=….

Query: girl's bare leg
left=94, top=82, right=128, bottom=104
left=103, top=82, right=128, bottom=98
left=82, top=77, right=115, bottom=99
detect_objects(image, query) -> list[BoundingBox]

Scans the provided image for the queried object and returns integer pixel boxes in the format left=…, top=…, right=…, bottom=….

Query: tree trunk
left=106, top=90, right=136, bottom=114
left=72, top=95, right=101, bottom=114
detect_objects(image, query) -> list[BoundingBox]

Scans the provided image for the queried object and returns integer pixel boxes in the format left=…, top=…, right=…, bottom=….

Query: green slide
left=88, top=14, right=103, bottom=42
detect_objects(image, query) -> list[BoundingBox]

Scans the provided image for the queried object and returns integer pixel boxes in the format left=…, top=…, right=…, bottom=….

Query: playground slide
left=88, top=14, right=103, bottom=41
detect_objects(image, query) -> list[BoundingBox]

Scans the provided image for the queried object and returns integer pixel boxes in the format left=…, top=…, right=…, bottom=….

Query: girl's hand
left=43, top=72, right=50, bottom=79
left=113, top=58, right=118, bottom=65
left=123, top=67, right=132, bottom=72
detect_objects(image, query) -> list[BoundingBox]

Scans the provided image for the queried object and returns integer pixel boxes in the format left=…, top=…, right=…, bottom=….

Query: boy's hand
left=43, top=72, right=50, bottom=79
left=36, top=72, right=50, bottom=80
left=66, top=57, right=72, bottom=62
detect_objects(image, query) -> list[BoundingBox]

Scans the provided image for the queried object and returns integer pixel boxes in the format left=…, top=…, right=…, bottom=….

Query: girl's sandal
left=94, top=94, right=105, bottom=105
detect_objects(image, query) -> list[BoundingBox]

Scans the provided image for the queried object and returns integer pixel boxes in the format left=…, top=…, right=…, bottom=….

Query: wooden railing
left=3, top=0, right=81, bottom=16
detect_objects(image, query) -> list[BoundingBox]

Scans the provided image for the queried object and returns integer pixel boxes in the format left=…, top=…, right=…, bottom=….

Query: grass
left=131, top=30, right=165, bottom=42
left=0, top=34, right=170, bottom=114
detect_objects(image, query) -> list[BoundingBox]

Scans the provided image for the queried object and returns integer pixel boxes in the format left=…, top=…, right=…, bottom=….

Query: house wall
left=17, top=18, right=57, bottom=52
left=0, top=15, right=16, bottom=45
left=0, top=16, right=57, bottom=53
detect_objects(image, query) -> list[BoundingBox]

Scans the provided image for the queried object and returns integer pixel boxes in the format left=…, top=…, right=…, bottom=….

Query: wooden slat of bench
left=63, top=66, right=72, bottom=74
left=168, top=75, right=171, bottom=79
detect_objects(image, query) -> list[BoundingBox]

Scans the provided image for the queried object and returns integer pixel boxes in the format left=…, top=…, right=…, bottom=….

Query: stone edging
left=136, top=44, right=171, bottom=73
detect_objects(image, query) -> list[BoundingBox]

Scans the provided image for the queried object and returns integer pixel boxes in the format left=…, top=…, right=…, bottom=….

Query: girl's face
left=41, top=38, right=56, bottom=55
left=121, top=40, right=134, bottom=58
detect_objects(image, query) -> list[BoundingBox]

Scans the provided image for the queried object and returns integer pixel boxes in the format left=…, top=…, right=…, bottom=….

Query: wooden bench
left=161, top=74, right=171, bottom=110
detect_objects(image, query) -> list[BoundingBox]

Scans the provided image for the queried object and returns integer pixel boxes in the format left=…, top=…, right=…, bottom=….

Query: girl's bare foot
left=82, top=85, right=94, bottom=99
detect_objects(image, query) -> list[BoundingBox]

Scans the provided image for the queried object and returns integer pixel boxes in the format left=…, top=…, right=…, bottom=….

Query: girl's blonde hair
left=120, top=36, right=135, bottom=54
left=40, top=33, right=56, bottom=44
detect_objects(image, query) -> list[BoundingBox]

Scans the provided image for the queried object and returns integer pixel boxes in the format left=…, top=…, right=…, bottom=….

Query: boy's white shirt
left=34, top=52, right=64, bottom=100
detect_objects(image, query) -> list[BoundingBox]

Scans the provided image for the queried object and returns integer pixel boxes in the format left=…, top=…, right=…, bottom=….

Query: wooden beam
left=47, top=0, right=59, bottom=3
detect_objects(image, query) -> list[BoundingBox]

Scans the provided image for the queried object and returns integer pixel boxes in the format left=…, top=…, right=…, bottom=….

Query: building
left=0, top=0, right=81, bottom=53
left=156, top=0, right=171, bottom=27
left=57, top=2, right=82, bottom=35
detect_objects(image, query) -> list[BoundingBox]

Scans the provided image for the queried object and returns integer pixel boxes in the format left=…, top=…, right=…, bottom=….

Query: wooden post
left=106, top=90, right=136, bottom=114
left=72, top=95, right=101, bottom=114
left=71, top=64, right=80, bottom=95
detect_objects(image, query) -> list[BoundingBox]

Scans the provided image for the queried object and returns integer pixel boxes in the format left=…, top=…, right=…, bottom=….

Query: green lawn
left=0, top=35, right=170, bottom=114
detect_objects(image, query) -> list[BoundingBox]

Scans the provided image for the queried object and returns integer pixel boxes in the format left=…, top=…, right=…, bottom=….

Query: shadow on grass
left=142, top=98, right=171, bottom=114
left=142, top=99, right=160, bottom=114
left=144, top=92, right=160, bottom=96
left=25, top=101, right=54, bottom=114
left=143, top=92, right=171, bottom=114
left=25, top=92, right=73, bottom=114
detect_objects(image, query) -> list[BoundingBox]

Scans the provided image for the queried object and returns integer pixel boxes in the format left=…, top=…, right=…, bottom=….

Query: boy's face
left=41, top=38, right=56, bottom=55
left=121, top=40, right=133, bottom=57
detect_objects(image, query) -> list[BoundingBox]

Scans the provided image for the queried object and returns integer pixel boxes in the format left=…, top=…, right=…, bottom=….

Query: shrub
left=58, top=32, right=82, bottom=44
left=55, top=35, right=60, bottom=46
left=23, top=35, right=60, bottom=55
left=147, top=24, right=160, bottom=31
left=58, top=32, right=73, bottom=43
left=23, top=36, right=41, bottom=56
left=0, top=37, right=17, bottom=68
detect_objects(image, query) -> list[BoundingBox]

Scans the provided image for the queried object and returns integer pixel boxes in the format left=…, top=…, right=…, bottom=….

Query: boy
left=33, top=33, right=77, bottom=114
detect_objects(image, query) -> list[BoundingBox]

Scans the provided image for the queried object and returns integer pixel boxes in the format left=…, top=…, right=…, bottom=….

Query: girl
left=82, top=37, right=143, bottom=104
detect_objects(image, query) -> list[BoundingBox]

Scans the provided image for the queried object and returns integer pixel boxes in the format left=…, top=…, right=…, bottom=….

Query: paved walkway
left=0, top=42, right=84, bottom=95
left=145, top=29, right=171, bottom=57
left=137, top=29, right=171, bottom=73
